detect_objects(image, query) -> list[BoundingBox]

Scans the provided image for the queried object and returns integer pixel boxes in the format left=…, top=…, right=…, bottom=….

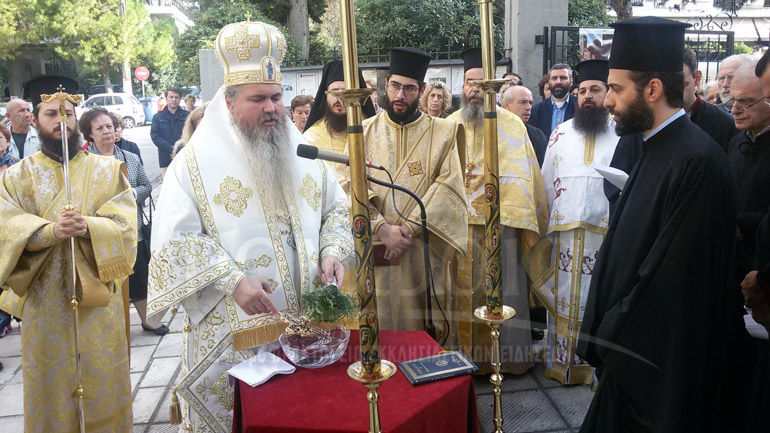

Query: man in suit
left=529, top=63, right=576, bottom=137
left=683, top=48, right=739, bottom=152
left=502, top=84, right=546, bottom=166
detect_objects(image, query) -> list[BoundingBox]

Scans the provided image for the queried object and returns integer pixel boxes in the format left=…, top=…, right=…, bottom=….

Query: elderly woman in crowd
left=538, top=74, right=551, bottom=100
left=0, top=124, right=16, bottom=176
left=184, top=94, right=196, bottom=112
left=173, top=103, right=207, bottom=158
left=111, top=112, right=143, bottom=165
left=79, top=107, right=167, bottom=335
left=420, top=81, right=452, bottom=118
left=291, top=95, right=313, bottom=132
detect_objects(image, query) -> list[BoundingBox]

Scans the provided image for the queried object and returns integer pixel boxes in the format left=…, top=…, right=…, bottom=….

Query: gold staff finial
left=41, top=85, right=82, bottom=121
left=245, top=11, right=251, bottom=22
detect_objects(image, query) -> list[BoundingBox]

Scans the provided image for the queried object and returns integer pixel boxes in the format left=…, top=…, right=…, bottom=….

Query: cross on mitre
left=225, top=24, right=260, bottom=61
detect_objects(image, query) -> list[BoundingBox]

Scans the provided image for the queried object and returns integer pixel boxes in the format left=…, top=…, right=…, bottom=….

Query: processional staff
left=472, top=1, right=517, bottom=432
left=39, top=86, right=85, bottom=433
left=333, top=0, right=396, bottom=432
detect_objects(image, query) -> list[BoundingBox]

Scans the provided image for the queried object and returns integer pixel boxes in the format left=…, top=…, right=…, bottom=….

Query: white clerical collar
left=643, top=109, right=685, bottom=142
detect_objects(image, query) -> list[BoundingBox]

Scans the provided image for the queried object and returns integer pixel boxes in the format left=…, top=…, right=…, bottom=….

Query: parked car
left=76, top=93, right=145, bottom=128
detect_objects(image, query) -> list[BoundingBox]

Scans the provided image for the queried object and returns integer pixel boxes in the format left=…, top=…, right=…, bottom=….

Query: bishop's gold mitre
left=215, top=20, right=287, bottom=88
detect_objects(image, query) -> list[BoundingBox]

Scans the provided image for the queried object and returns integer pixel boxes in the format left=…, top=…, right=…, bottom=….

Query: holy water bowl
left=278, top=322, right=350, bottom=368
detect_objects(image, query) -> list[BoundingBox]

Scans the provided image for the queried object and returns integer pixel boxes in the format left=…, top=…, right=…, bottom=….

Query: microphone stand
left=366, top=175, right=436, bottom=341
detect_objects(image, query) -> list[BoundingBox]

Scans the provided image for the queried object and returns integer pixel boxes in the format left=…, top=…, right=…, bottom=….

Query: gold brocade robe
left=303, top=117, right=348, bottom=156
left=345, top=111, right=468, bottom=344
left=0, top=151, right=137, bottom=433
left=447, top=107, right=548, bottom=373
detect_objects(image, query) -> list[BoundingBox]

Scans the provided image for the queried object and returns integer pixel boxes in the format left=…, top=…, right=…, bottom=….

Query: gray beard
left=460, top=92, right=484, bottom=126
left=231, top=114, right=295, bottom=213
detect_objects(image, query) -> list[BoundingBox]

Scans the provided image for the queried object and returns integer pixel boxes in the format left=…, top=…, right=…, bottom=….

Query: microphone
left=297, top=144, right=385, bottom=171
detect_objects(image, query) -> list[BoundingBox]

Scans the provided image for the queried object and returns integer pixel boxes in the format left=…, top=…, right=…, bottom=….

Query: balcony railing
left=145, top=0, right=191, bottom=18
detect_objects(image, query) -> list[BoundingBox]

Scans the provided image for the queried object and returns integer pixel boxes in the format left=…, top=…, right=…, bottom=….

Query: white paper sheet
left=594, top=165, right=629, bottom=190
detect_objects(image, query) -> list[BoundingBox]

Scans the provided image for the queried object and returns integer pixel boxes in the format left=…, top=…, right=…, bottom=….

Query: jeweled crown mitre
left=215, top=21, right=287, bottom=88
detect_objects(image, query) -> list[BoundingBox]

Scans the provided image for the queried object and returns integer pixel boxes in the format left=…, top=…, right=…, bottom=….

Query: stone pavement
left=0, top=309, right=592, bottom=432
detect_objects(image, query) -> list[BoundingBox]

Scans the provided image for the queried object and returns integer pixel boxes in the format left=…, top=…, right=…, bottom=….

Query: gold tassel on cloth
left=169, top=389, right=182, bottom=425
left=231, top=321, right=287, bottom=352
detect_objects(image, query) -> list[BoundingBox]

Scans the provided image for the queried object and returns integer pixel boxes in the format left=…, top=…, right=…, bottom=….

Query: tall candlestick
left=472, top=1, right=517, bottom=432
left=335, top=0, right=381, bottom=379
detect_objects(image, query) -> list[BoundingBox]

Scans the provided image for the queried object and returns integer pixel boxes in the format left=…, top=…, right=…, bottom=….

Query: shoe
left=141, top=323, right=170, bottom=336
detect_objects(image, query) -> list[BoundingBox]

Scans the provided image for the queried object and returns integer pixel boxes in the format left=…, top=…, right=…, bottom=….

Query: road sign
left=134, top=66, right=150, bottom=81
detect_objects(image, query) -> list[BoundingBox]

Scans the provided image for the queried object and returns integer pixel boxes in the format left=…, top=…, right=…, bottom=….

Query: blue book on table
left=398, top=350, right=479, bottom=385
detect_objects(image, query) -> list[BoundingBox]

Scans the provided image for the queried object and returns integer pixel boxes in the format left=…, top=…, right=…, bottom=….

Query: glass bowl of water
left=278, top=322, right=350, bottom=368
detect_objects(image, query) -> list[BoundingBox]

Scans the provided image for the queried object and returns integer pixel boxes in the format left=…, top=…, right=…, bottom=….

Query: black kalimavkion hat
left=460, top=47, right=503, bottom=72
left=389, top=48, right=432, bottom=82
left=575, top=59, right=609, bottom=85
left=23, top=75, right=80, bottom=106
left=608, top=16, right=691, bottom=72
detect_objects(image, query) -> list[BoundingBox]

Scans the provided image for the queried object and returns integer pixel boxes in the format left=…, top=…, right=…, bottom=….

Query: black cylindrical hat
left=23, top=75, right=80, bottom=106
left=608, top=17, right=691, bottom=72
left=575, top=59, right=609, bottom=85
left=461, top=47, right=503, bottom=72
left=389, top=48, right=431, bottom=82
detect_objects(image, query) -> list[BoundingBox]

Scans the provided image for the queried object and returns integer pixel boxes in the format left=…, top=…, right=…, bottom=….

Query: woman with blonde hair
left=420, top=80, right=452, bottom=118
left=173, top=103, right=207, bottom=158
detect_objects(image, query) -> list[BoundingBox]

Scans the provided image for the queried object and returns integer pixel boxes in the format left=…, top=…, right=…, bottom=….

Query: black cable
left=371, top=167, right=450, bottom=346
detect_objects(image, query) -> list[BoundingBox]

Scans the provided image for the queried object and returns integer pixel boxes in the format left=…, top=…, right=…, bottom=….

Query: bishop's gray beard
left=231, top=112, right=295, bottom=213
left=460, top=92, right=484, bottom=126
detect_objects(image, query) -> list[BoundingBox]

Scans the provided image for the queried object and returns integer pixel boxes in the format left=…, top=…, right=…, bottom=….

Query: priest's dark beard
left=39, top=126, right=81, bottom=161
left=326, top=106, right=347, bottom=133
left=460, top=92, right=484, bottom=126
left=573, top=105, right=609, bottom=136
left=612, top=92, right=655, bottom=136
left=384, top=93, right=419, bottom=124
left=232, top=112, right=294, bottom=212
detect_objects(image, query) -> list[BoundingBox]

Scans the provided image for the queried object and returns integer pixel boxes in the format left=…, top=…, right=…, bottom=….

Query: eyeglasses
left=732, top=97, right=768, bottom=113
left=717, top=74, right=734, bottom=84
left=387, top=81, right=419, bottom=96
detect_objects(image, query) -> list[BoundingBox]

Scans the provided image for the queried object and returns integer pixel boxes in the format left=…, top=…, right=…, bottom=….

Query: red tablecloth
left=233, top=330, right=480, bottom=433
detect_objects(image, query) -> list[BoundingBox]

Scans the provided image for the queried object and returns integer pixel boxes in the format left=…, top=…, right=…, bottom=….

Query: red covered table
left=232, top=330, right=480, bottom=433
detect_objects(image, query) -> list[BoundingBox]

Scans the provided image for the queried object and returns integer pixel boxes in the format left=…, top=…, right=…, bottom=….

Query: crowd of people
left=0, top=15, right=767, bottom=433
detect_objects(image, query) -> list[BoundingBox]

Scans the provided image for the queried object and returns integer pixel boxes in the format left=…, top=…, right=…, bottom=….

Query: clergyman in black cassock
left=577, top=17, right=740, bottom=433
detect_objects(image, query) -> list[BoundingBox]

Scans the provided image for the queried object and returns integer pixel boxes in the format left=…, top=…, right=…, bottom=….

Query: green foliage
left=245, top=0, right=328, bottom=24
left=354, top=0, right=504, bottom=58
left=734, top=41, right=755, bottom=55
left=0, top=0, right=36, bottom=60
left=298, top=284, right=358, bottom=323
left=4, top=1, right=179, bottom=90
left=569, top=0, right=611, bottom=27
left=176, top=0, right=300, bottom=86
left=198, top=0, right=327, bottom=22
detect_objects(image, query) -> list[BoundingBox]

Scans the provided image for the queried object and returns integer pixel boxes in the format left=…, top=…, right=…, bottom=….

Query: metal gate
left=543, top=26, right=734, bottom=84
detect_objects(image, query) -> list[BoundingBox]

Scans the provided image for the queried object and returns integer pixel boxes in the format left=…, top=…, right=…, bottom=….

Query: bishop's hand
left=320, top=256, right=345, bottom=287
left=234, top=275, right=280, bottom=316
left=54, top=210, right=88, bottom=239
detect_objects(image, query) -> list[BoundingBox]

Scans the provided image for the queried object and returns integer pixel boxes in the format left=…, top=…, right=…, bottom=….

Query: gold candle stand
left=335, top=0, right=394, bottom=431
left=474, top=306, right=516, bottom=433
left=347, top=360, right=397, bottom=433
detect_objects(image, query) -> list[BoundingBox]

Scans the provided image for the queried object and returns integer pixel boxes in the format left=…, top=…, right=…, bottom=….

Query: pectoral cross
left=465, top=162, right=477, bottom=188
